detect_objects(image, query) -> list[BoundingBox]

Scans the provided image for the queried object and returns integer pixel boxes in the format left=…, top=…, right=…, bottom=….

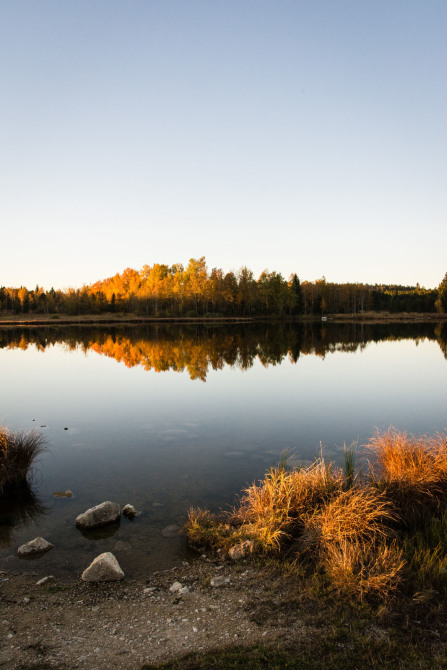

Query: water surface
left=1, top=322, right=446, bottom=579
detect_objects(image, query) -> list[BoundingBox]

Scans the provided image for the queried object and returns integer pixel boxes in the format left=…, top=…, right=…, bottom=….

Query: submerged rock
left=75, top=501, right=120, bottom=529
left=17, top=537, right=54, bottom=557
left=81, top=552, right=124, bottom=582
left=161, top=524, right=181, bottom=538
left=52, top=490, right=73, bottom=498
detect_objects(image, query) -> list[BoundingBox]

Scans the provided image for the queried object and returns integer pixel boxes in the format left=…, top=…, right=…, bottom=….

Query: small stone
left=210, top=576, right=228, bottom=588
left=81, top=552, right=124, bottom=582
left=122, top=504, right=137, bottom=518
left=169, top=581, right=182, bottom=593
left=143, top=587, right=156, bottom=594
left=76, top=501, right=120, bottom=529
left=18, top=537, right=54, bottom=557
left=35, top=576, right=55, bottom=586
left=179, top=586, right=189, bottom=594
left=23, top=597, right=31, bottom=604
left=52, top=490, right=73, bottom=498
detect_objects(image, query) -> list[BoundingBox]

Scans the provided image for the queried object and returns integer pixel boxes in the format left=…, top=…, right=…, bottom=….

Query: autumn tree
left=435, top=272, right=447, bottom=313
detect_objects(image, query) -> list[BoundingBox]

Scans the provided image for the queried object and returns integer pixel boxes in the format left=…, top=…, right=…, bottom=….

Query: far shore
left=0, top=311, right=447, bottom=327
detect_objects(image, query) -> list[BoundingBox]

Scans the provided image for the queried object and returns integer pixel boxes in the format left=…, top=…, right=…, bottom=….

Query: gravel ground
left=0, top=556, right=315, bottom=670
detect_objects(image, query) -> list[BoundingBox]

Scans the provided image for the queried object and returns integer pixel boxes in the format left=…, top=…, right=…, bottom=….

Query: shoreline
left=1, top=554, right=446, bottom=670
left=0, top=311, right=446, bottom=327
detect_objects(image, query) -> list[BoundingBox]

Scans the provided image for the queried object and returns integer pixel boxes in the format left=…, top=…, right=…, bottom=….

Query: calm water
left=1, top=321, right=446, bottom=579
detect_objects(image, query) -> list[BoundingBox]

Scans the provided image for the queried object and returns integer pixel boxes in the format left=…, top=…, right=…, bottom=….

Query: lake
left=1, top=321, right=446, bottom=579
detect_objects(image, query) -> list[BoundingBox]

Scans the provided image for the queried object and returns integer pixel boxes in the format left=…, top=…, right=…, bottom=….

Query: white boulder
left=81, top=552, right=124, bottom=582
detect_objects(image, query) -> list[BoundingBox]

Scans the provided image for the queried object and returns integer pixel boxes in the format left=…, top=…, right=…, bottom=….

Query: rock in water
left=161, top=524, right=180, bottom=538
left=17, top=537, right=54, bottom=557
left=75, top=501, right=120, bottom=529
left=81, top=552, right=124, bottom=582
left=122, top=504, right=137, bottom=518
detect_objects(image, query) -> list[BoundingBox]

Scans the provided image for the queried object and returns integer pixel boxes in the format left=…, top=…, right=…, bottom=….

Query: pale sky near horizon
left=1, top=0, right=446, bottom=290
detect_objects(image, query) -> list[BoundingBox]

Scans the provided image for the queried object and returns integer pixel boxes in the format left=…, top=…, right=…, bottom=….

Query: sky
left=1, top=0, right=446, bottom=290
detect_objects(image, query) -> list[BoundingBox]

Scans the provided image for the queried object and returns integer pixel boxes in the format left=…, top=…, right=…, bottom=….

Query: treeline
left=1, top=258, right=446, bottom=317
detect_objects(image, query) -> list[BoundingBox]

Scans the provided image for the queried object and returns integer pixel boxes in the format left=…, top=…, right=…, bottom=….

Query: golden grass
left=302, top=487, right=395, bottom=549
left=186, top=429, right=447, bottom=601
left=367, top=428, right=447, bottom=521
left=232, top=460, right=344, bottom=551
left=322, top=538, right=405, bottom=601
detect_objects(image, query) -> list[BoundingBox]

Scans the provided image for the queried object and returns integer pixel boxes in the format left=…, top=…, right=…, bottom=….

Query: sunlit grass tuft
left=367, top=427, right=447, bottom=523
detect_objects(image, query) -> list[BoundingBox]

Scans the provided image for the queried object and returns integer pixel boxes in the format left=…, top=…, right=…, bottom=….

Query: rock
left=143, top=586, right=156, bottom=594
left=152, top=502, right=164, bottom=508
left=161, top=524, right=180, bottom=538
left=122, top=504, right=136, bottom=518
left=113, top=540, right=131, bottom=552
left=75, top=501, right=120, bottom=529
left=81, top=552, right=124, bottom=582
left=17, top=537, right=54, bottom=557
left=36, top=576, right=54, bottom=586
left=228, top=540, right=255, bottom=561
left=52, top=490, right=73, bottom=498
left=169, top=581, right=183, bottom=593
left=210, top=575, right=229, bottom=588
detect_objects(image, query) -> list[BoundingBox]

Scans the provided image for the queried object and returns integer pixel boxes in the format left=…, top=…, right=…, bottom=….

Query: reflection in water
left=0, top=321, right=445, bottom=380
left=0, top=482, right=47, bottom=546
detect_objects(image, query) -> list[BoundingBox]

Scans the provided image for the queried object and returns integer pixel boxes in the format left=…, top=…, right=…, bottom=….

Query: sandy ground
left=0, top=556, right=316, bottom=670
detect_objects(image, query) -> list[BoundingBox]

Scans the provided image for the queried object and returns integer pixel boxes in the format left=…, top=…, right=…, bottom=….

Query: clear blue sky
left=1, top=0, right=446, bottom=290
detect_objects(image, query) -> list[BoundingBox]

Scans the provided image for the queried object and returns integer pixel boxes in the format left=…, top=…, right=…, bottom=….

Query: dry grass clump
left=232, top=459, right=344, bottom=551
left=185, top=508, right=249, bottom=553
left=187, top=460, right=344, bottom=554
left=367, top=428, right=447, bottom=522
left=301, top=487, right=395, bottom=549
left=186, top=429, right=447, bottom=602
left=300, top=487, right=403, bottom=600
left=0, top=427, right=46, bottom=494
left=322, top=538, right=406, bottom=601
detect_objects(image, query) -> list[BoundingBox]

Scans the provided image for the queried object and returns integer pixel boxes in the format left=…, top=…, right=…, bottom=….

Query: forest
left=1, top=258, right=446, bottom=318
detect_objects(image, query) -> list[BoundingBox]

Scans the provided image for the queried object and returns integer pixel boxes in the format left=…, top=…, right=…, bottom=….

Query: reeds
left=186, top=428, right=447, bottom=601
left=0, top=426, right=46, bottom=494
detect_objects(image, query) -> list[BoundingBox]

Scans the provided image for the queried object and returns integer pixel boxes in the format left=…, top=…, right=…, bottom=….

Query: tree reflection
left=0, top=481, right=47, bottom=546
left=0, top=321, right=445, bottom=381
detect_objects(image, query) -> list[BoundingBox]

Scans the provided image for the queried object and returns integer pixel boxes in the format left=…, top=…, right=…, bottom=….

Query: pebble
left=210, top=576, right=229, bottom=588
left=36, top=576, right=55, bottom=586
